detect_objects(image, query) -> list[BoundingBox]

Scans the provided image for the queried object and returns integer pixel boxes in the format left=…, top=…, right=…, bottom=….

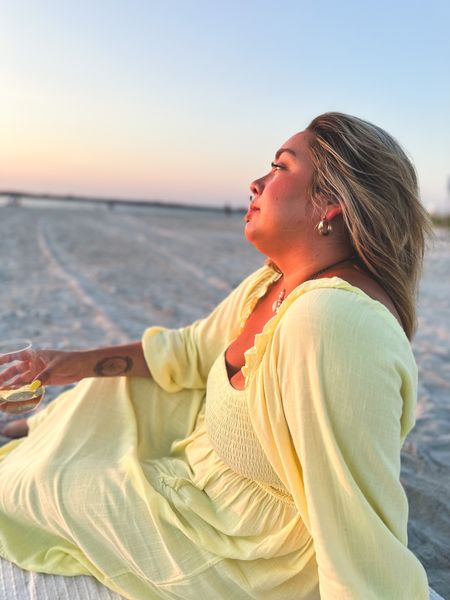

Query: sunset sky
left=0, top=0, right=449, bottom=211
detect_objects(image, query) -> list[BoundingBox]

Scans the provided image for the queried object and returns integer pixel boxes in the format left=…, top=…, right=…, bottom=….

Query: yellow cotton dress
left=0, top=266, right=430, bottom=599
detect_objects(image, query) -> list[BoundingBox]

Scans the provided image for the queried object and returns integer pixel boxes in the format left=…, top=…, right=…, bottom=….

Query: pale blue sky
left=0, top=0, right=449, bottom=211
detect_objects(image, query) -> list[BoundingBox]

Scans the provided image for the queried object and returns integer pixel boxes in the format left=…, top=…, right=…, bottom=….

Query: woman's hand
left=0, top=348, right=87, bottom=389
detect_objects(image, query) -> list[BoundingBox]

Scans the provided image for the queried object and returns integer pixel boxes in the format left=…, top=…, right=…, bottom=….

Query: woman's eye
left=271, top=162, right=285, bottom=170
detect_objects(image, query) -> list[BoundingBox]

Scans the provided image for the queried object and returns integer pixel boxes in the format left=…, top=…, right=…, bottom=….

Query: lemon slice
left=29, top=379, right=42, bottom=391
left=0, top=380, right=43, bottom=402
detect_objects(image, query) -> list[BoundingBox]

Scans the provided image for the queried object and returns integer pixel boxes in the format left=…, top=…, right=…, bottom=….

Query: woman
left=0, top=113, right=431, bottom=599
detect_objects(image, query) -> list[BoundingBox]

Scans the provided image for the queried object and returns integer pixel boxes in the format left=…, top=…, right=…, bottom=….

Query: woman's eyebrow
left=274, top=148, right=297, bottom=160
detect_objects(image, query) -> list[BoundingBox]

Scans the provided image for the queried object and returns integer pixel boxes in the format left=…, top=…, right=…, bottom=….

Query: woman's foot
left=0, top=419, right=29, bottom=439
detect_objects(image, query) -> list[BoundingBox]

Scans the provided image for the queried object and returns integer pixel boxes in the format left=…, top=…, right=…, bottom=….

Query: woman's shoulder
left=279, top=277, right=409, bottom=348
left=271, top=279, right=417, bottom=388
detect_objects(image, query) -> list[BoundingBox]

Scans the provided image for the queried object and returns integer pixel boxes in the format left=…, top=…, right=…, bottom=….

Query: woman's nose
left=249, top=178, right=263, bottom=198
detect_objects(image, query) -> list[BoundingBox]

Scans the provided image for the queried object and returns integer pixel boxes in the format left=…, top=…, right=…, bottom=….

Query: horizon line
left=0, top=189, right=247, bottom=213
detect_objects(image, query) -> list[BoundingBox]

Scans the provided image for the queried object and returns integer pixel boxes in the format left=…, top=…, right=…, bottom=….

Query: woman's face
left=245, top=129, right=319, bottom=257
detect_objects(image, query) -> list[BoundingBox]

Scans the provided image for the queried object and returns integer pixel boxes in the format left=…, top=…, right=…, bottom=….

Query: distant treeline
left=430, top=214, right=450, bottom=227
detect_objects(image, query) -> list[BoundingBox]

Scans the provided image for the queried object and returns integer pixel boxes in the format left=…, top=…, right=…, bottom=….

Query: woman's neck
left=273, top=246, right=355, bottom=295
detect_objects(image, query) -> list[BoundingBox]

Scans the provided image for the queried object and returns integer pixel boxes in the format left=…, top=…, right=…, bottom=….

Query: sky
left=0, top=0, right=449, bottom=212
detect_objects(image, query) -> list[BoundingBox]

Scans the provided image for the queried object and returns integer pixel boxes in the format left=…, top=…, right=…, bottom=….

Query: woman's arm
left=0, top=342, right=151, bottom=388
left=273, top=287, right=429, bottom=599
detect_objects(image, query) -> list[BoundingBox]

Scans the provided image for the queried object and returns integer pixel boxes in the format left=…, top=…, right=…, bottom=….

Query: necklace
left=271, top=255, right=356, bottom=314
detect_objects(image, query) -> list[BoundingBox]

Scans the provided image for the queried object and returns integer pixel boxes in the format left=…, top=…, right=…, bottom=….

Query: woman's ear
left=325, top=204, right=343, bottom=221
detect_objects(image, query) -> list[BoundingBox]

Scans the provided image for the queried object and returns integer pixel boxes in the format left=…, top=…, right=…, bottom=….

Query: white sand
left=1, top=204, right=449, bottom=598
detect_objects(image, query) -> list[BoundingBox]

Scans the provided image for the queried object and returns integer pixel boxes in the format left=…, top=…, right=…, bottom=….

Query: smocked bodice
left=205, top=352, right=287, bottom=492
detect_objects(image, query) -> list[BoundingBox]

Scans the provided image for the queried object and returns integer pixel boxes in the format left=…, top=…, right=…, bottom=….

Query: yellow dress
left=0, top=266, right=430, bottom=599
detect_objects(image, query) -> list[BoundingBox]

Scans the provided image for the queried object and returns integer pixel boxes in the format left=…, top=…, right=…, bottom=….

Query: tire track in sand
left=37, top=221, right=130, bottom=343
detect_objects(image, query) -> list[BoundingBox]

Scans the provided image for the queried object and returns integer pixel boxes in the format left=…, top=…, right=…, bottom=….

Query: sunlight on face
left=244, top=130, right=318, bottom=255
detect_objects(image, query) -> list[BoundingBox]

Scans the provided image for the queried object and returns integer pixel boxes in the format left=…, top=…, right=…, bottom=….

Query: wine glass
left=0, top=339, right=45, bottom=415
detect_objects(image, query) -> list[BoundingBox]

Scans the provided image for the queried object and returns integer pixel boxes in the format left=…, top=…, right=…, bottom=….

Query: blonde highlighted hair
left=305, top=112, right=432, bottom=339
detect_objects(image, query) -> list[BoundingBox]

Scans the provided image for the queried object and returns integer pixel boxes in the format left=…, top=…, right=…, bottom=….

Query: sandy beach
left=1, top=204, right=449, bottom=598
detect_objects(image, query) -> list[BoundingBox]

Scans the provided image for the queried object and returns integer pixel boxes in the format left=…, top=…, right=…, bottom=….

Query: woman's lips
left=244, top=206, right=260, bottom=222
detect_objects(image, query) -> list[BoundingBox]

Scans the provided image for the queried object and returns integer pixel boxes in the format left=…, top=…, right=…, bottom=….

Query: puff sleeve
left=141, top=266, right=274, bottom=392
left=274, top=287, right=429, bottom=599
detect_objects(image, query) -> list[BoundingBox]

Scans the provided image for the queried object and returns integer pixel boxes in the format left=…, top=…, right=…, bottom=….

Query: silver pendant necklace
left=272, top=288, right=286, bottom=314
left=271, top=255, right=355, bottom=314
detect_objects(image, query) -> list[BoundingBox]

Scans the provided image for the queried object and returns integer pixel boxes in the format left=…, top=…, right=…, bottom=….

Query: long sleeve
left=141, top=265, right=275, bottom=392
left=272, top=286, right=429, bottom=599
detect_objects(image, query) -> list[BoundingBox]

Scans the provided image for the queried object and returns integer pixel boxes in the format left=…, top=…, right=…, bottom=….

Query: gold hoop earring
left=318, top=217, right=333, bottom=236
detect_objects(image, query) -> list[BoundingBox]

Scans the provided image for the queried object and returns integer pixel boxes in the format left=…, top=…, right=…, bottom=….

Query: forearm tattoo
left=93, top=356, right=133, bottom=377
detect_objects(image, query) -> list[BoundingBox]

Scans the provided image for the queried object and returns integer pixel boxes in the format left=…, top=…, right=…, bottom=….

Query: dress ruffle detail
left=237, top=267, right=282, bottom=336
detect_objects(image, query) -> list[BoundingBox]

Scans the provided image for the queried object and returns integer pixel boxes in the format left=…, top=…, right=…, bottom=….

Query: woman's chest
left=225, top=281, right=282, bottom=386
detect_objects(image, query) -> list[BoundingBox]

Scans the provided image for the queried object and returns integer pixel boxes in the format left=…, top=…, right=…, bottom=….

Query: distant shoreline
left=0, top=190, right=246, bottom=214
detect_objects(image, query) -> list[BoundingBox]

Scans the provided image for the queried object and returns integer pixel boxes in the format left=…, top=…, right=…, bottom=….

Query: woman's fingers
left=1, top=350, right=82, bottom=388
left=0, top=348, right=32, bottom=364
left=0, top=371, right=33, bottom=390
left=0, top=350, right=34, bottom=388
left=0, top=360, right=31, bottom=387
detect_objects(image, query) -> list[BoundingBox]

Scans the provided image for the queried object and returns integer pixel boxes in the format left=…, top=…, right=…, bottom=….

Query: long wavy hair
left=302, top=112, right=432, bottom=339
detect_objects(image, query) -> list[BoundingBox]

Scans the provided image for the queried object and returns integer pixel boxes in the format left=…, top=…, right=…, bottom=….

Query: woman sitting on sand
left=0, top=112, right=431, bottom=599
